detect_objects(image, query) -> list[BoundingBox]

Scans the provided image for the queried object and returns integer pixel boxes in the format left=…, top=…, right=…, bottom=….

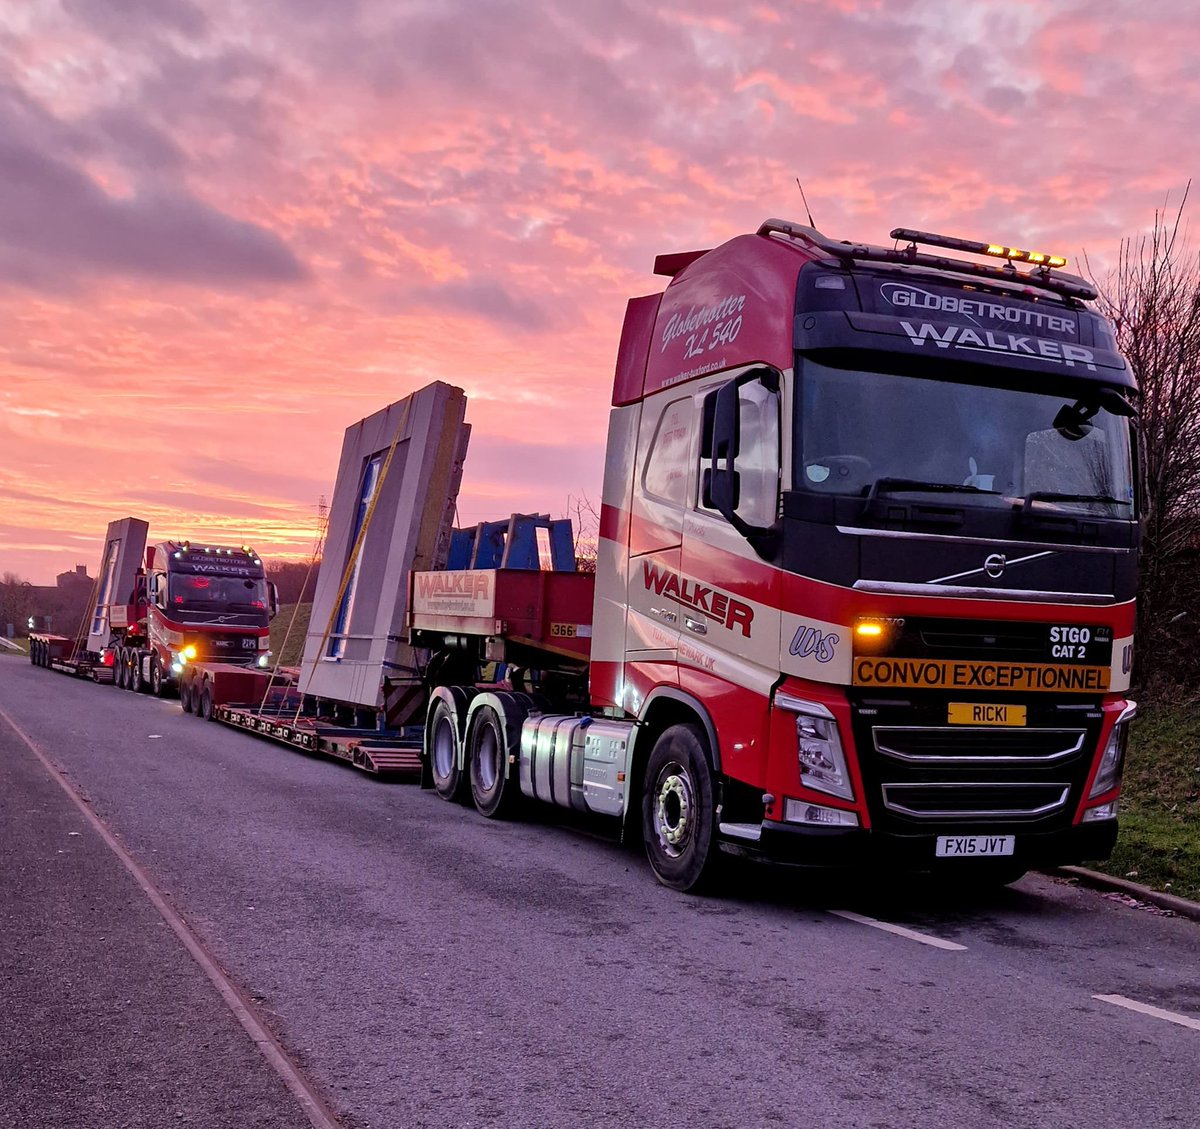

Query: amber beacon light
left=891, top=228, right=1068, bottom=269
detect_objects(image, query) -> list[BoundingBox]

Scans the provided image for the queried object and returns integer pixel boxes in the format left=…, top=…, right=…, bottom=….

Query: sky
left=1, top=0, right=1197, bottom=584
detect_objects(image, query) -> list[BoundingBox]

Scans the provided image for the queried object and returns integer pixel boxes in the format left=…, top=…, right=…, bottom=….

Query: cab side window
left=699, top=377, right=780, bottom=528
left=643, top=397, right=693, bottom=506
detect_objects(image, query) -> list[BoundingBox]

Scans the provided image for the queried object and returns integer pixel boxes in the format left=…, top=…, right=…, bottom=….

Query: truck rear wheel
left=116, top=648, right=130, bottom=689
left=467, top=705, right=518, bottom=819
left=198, top=682, right=214, bottom=720
left=428, top=698, right=466, bottom=801
left=180, top=674, right=195, bottom=714
left=129, top=651, right=145, bottom=693
left=641, top=724, right=719, bottom=893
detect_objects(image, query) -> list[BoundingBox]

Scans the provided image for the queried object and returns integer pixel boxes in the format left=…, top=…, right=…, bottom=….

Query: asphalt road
left=1, top=654, right=1197, bottom=1129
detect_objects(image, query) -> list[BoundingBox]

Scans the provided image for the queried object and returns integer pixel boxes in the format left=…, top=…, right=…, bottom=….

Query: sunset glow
left=2, top=0, right=1195, bottom=582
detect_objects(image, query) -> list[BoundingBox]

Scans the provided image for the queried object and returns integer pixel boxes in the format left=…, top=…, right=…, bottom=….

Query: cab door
left=622, top=392, right=696, bottom=701
left=678, top=369, right=783, bottom=774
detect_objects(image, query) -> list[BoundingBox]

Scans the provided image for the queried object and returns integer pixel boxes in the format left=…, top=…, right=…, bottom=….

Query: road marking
left=0, top=705, right=344, bottom=1129
left=1093, top=994, right=1200, bottom=1032
left=829, top=909, right=968, bottom=951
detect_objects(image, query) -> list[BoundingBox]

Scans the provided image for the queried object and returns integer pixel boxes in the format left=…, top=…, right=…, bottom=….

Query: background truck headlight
left=776, top=692, right=854, bottom=801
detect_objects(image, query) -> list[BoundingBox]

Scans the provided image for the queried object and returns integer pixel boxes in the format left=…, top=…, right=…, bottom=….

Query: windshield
left=795, top=360, right=1135, bottom=515
left=170, top=573, right=268, bottom=612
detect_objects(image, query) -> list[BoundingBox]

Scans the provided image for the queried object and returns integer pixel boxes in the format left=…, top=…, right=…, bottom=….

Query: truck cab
left=592, top=222, right=1137, bottom=887
left=114, top=541, right=277, bottom=695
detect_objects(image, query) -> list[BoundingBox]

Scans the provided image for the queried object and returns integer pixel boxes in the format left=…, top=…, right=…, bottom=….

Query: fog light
left=783, top=798, right=860, bottom=827
left=1082, top=800, right=1119, bottom=822
left=257, top=654, right=270, bottom=668
left=171, top=662, right=183, bottom=675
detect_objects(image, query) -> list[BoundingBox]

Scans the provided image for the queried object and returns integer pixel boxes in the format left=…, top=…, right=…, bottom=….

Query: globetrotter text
left=660, top=294, right=746, bottom=353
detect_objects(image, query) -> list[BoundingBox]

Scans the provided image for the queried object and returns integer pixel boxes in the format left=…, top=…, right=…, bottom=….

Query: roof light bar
left=756, top=219, right=1095, bottom=302
left=892, top=228, right=1068, bottom=269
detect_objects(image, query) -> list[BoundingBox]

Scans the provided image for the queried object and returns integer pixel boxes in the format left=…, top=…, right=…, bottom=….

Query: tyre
left=180, top=675, right=195, bottom=714
left=116, top=648, right=129, bottom=689
left=129, top=651, right=145, bottom=693
left=149, top=654, right=167, bottom=697
left=467, top=705, right=518, bottom=818
left=198, top=683, right=214, bottom=721
left=641, top=723, right=719, bottom=893
left=428, top=697, right=466, bottom=800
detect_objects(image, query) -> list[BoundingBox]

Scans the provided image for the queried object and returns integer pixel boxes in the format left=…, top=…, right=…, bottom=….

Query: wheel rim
left=476, top=723, right=500, bottom=792
left=653, top=761, right=695, bottom=860
left=432, top=715, right=456, bottom=780
left=151, top=664, right=161, bottom=693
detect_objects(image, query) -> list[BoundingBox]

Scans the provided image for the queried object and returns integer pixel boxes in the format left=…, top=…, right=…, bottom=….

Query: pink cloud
left=1, top=0, right=1196, bottom=584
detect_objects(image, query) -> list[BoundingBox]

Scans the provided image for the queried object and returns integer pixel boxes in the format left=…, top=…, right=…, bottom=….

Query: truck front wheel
left=149, top=654, right=167, bottom=697
left=641, top=724, right=719, bottom=893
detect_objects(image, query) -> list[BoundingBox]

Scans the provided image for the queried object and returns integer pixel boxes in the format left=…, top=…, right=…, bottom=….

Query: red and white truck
left=31, top=537, right=277, bottom=696
left=409, top=221, right=1139, bottom=890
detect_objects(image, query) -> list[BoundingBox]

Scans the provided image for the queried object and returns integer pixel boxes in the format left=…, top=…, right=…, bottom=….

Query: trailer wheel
left=149, top=654, right=167, bottom=697
left=180, top=674, right=195, bottom=714
left=467, top=705, right=518, bottom=819
left=641, top=724, right=719, bottom=893
left=114, top=647, right=128, bottom=689
left=428, top=698, right=466, bottom=801
left=198, top=682, right=214, bottom=721
left=129, top=651, right=146, bottom=693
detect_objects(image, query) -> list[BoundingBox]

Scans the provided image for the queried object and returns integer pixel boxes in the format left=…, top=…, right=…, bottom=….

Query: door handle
left=685, top=617, right=708, bottom=635
left=650, top=607, right=677, bottom=623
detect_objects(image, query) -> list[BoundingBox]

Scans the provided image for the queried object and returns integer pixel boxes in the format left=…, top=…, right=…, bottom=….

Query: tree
left=0, top=572, right=35, bottom=637
left=563, top=493, right=599, bottom=573
left=266, top=559, right=321, bottom=605
left=1088, top=185, right=1200, bottom=691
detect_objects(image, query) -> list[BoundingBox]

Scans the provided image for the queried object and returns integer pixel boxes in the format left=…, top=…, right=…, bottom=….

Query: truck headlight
left=1088, top=701, right=1136, bottom=798
left=776, top=692, right=854, bottom=801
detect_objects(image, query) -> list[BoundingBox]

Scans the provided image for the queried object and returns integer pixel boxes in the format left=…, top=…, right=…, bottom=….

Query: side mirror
left=707, top=378, right=742, bottom=518
left=268, top=582, right=280, bottom=620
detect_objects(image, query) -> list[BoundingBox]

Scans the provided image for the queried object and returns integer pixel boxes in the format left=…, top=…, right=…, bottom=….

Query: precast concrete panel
left=299, top=381, right=470, bottom=718
left=86, top=517, right=149, bottom=653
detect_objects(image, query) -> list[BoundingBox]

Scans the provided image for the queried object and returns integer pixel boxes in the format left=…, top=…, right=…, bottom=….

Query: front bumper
left=722, top=818, right=1118, bottom=871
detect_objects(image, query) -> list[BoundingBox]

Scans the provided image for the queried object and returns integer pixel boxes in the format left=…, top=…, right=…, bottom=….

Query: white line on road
left=1093, top=994, right=1200, bottom=1032
left=0, top=705, right=344, bottom=1129
left=829, top=909, right=968, bottom=951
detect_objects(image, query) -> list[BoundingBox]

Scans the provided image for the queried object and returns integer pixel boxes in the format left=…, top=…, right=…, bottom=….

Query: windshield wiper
left=865, top=477, right=1001, bottom=501
left=1022, top=491, right=1131, bottom=508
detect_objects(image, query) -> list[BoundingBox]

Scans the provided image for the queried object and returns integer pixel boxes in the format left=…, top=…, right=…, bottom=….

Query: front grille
left=874, top=726, right=1085, bottom=764
left=850, top=692, right=1103, bottom=833
left=880, top=782, right=1071, bottom=820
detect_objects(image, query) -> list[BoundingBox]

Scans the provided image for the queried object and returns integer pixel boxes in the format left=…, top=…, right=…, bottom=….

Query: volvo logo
left=984, top=553, right=1007, bottom=579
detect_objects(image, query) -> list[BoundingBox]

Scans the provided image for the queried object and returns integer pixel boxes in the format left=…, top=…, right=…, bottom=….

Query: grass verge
left=1093, top=700, right=1200, bottom=902
left=269, top=603, right=312, bottom=668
